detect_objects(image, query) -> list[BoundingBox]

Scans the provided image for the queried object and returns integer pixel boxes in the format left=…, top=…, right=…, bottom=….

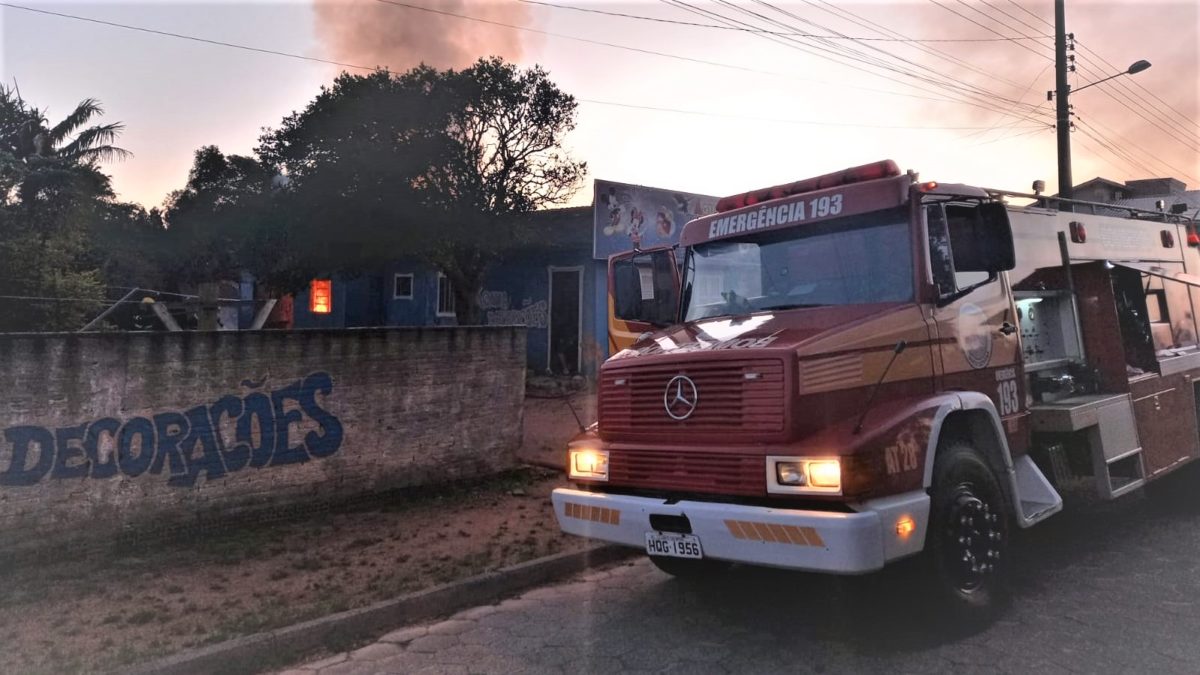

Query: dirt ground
left=0, top=468, right=588, bottom=675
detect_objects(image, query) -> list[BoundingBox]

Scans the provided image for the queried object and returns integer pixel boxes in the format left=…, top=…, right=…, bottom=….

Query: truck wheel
left=923, top=441, right=1010, bottom=623
left=649, top=556, right=731, bottom=579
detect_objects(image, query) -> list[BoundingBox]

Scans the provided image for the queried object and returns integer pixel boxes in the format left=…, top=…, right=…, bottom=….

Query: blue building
left=290, top=180, right=719, bottom=377
left=292, top=206, right=606, bottom=376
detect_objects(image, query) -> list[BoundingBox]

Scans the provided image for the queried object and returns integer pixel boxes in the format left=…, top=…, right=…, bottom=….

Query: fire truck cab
left=553, top=160, right=1200, bottom=618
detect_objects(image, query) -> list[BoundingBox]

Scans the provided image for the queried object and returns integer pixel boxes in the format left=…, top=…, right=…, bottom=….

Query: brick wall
left=0, top=328, right=525, bottom=558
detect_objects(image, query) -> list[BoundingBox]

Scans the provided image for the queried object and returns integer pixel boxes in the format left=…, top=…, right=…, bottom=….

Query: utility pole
left=1053, top=0, right=1073, bottom=208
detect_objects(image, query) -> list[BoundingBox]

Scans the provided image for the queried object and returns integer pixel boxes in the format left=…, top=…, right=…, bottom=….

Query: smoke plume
left=313, top=0, right=531, bottom=72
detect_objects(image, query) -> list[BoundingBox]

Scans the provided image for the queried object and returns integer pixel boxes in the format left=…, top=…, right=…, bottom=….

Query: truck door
left=607, top=247, right=680, bottom=353
left=925, top=201, right=1025, bottom=436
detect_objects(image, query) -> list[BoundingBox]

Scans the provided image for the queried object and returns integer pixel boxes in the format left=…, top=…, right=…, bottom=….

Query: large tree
left=258, top=58, right=586, bottom=322
left=418, top=57, right=587, bottom=323
left=163, top=145, right=290, bottom=289
left=255, top=70, right=456, bottom=290
left=0, top=87, right=134, bottom=331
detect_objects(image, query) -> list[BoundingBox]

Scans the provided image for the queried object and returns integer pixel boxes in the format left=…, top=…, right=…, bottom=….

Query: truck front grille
left=608, top=449, right=765, bottom=496
left=598, top=357, right=787, bottom=441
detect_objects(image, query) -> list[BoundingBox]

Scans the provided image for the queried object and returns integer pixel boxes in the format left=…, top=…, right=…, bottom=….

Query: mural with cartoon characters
left=593, top=179, right=718, bottom=260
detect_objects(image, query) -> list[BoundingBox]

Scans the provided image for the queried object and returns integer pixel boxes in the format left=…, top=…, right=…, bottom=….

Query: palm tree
left=0, top=87, right=129, bottom=202
left=28, top=97, right=131, bottom=164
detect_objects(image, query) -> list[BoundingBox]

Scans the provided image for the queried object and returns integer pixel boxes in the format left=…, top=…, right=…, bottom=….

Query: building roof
left=1074, top=176, right=1127, bottom=191
left=1113, top=190, right=1200, bottom=215
left=1065, top=173, right=1196, bottom=217
left=508, top=205, right=593, bottom=251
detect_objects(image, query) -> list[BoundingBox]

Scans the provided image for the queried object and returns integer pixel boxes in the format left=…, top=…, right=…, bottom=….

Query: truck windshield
left=682, top=207, right=913, bottom=321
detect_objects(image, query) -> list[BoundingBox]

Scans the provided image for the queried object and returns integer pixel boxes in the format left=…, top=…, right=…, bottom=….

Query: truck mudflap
left=552, top=488, right=930, bottom=574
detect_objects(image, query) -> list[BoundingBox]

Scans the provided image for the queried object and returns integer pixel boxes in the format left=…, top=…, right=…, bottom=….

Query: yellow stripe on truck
left=724, top=520, right=825, bottom=547
left=564, top=502, right=621, bottom=526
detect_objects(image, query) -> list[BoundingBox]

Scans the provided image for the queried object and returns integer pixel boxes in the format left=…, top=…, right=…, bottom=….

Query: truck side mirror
left=952, top=202, right=1015, bottom=273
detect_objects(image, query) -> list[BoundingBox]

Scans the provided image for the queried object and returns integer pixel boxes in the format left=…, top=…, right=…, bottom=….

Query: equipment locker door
left=1129, top=374, right=1197, bottom=478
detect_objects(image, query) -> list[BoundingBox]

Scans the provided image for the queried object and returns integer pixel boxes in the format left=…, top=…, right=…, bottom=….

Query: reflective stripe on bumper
left=552, top=488, right=929, bottom=574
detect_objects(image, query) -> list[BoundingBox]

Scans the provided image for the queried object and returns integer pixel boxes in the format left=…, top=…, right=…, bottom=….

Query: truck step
left=1013, top=455, right=1063, bottom=527
left=1097, top=448, right=1146, bottom=499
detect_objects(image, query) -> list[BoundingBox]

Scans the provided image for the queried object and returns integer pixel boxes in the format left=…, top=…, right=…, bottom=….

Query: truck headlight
left=767, top=457, right=841, bottom=494
left=776, top=462, right=805, bottom=485
left=569, top=449, right=609, bottom=481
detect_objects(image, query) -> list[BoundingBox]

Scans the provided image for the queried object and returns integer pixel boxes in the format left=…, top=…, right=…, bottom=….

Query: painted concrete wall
left=0, top=328, right=524, bottom=557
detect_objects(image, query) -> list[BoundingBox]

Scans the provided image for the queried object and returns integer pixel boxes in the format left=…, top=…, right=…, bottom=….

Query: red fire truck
left=553, top=159, right=1200, bottom=618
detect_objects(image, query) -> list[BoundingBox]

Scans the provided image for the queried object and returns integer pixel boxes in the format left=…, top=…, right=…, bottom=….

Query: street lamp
left=1071, top=60, right=1152, bottom=94
left=1053, top=33, right=1152, bottom=207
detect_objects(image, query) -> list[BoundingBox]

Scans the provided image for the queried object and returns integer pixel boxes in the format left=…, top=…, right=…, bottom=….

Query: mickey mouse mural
left=593, top=179, right=718, bottom=260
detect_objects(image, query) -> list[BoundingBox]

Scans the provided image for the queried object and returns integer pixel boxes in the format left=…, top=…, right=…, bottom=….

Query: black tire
left=648, top=556, right=732, bottom=579
left=922, top=441, right=1011, bottom=624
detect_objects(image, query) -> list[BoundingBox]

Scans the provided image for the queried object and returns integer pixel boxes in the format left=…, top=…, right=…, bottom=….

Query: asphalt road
left=284, top=473, right=1200, bottom=674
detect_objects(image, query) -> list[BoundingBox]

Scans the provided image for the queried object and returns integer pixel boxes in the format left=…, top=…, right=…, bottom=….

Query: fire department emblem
left=957, top=303, right=993, bottom=369
left=664, top=375, right=699, bottom=420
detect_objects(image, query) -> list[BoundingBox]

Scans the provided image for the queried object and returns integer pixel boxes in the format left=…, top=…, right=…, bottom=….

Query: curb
left=128, top=544, right=636, bottom=675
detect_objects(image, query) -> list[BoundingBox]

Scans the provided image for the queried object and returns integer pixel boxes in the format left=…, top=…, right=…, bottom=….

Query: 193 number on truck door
left=996, top=368, right=1020, bottom=415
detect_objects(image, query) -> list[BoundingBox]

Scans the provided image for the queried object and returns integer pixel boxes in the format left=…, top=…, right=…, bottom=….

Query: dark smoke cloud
left=313, top=0, right=532, bottom=71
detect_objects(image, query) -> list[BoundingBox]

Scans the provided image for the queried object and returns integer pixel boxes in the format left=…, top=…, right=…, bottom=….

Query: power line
left=1006, top=0, right=1053, bottom=29
left=517, top=0, right=1052, bottom=42
left=0, top=2, right=384, bottom=73
left=1076, top=122, right=1160, bottom=177
left=0, top=294, right=248, bottom=304
left=1000, top=3, right=1199, bottom=136
left=4, top=0, right=1064, bottom=154
left=963, top=65, right=1053, bottom=140
left=1072, top=59, right=1200, bottom=156
left=987, top=2, right=1200, bottom=177
left=946, top=0, right=1199, bottom=179
left=660, top=0, right=1050, bottom=124
left=1080, top=112, right=1200, bottom=182
left=1078, top=41, right=1200, bottom=132
left=743, top=0, right=1046, bottom=113
left=3, top=0, right=1059, bottom=162
left=1073, top=132, right=1139, bottom=178
left=928, top=0, right=1052, bottom=62
left=579, top=98, right=1048, bottom=130
left=970, top=125, right=1048, bottom=147
left=977, top=0, right=1047, bottom=36
left=799, top=0, right=1032, bottom=94
left=1, top=0, right=987, bottom=113
left=372, top=0, right=992, bottom=109
left=1074, top=44, right=1200, bottom=142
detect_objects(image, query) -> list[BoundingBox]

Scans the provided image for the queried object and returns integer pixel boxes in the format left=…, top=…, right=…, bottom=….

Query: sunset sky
left=2, top=0, right=1196, bottom=210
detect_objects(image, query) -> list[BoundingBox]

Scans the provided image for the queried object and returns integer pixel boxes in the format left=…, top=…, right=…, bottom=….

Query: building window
left=310, top=279, right=332, bottom=314
left=393, top=273, right=413, bottom=300
left=437, top=273, right=455, bottom=317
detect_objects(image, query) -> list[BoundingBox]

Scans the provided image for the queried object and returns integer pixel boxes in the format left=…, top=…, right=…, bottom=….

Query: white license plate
left=645, top=532, right=703, bottom=559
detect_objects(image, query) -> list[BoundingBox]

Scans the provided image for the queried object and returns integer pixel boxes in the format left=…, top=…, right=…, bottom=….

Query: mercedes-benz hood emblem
left=664, top=375, right=699, bottom=420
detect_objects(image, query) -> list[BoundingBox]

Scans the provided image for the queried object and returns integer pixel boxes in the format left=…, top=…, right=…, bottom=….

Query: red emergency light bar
left=715, top=159, right=901, bottom=213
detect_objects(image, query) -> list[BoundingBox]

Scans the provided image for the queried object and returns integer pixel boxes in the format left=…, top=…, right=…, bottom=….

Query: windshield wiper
left=758, top=303, right=828, bottom=311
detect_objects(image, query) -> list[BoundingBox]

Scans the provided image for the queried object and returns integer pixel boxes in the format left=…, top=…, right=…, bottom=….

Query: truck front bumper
left=552, top=488, right=930, bottom=574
